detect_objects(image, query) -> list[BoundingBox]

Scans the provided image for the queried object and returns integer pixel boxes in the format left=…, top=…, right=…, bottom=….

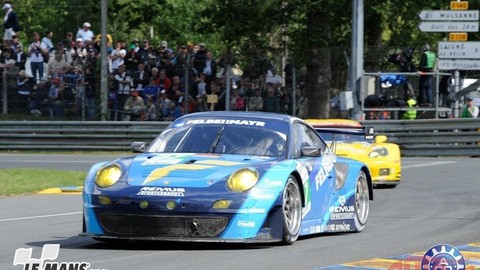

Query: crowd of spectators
left=3, top=21, right=308, bottom=121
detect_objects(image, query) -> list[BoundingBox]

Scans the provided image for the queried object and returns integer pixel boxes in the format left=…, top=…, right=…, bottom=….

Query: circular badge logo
left=421, top=244, right=466, bottom=270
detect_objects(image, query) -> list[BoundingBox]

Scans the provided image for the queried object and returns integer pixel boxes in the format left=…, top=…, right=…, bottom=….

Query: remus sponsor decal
left=137, top=187, right=186, bottom=197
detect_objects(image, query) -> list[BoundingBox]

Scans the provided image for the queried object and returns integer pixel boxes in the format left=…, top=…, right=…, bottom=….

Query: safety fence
left=1, top=118, right=479, bottom=156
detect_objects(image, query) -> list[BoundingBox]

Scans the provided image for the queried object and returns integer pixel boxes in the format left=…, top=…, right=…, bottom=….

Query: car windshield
left=148, top=124, right=288, bottom=157
left=315, top=128, right=373, bottom=143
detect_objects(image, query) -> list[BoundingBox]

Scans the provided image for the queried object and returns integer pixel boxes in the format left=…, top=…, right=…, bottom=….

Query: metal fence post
left=1, top=71, right=6, bottom=115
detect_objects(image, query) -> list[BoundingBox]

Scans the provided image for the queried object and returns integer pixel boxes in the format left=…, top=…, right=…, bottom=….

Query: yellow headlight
left=227, top=168, right=259, bottom=192
left=95, top=164, right=122, bottom=188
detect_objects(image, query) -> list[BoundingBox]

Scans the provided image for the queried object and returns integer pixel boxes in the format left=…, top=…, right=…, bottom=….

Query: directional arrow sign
left=438, top=41, right=480, bottom=59
left=418, top=21, right=479, bottom=32
left=438, top=59, right=480, bottom=70
left=418, top=10, right=479, bottom=21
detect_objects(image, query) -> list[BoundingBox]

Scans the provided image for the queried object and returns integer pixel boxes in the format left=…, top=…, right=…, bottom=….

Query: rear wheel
left=282, top=176, right=302, bottom=244
left=354, top=172, right=370, bottom=231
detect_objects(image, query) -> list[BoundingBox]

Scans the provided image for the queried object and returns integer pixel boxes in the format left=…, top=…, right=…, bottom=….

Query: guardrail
left=0, top=121, right=170, bottom=151
left=0, top=119, right=479, bottom=156
left=361, top=118, right=480, bottom=157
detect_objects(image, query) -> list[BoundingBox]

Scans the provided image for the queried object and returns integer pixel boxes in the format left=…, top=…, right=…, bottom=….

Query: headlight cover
left=227, top=167, right=259, bottom=192
left=334, top=163, right=349, bottom=190
left=368, top=147, right=388, bottom=158
left=95, top=164, right=122, bottom=188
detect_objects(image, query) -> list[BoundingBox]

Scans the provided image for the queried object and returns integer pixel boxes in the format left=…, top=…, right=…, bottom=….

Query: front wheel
left=354, top=171, right=370, bottom=231
left=282, top=176, right=302, bottom=244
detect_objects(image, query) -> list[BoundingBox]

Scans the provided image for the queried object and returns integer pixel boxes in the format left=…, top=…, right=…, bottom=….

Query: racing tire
left=354, top=171, right=370, bottom=232
left=282, top=176, right=302, bottom=245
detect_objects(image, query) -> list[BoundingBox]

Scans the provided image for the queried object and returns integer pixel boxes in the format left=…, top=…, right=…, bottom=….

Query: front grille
left=98, top=213, right=228, bottom=238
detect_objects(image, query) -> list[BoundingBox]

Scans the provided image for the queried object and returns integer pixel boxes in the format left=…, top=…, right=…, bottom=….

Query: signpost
left=417, top=2, right=479, bottom=118
left=438, top=41, right=480, bottom=59
left=417, top=21, right=479, bottom=32
left=437, top=59, right=480, bottom=70
left=417, top=10, right=479, bottom=21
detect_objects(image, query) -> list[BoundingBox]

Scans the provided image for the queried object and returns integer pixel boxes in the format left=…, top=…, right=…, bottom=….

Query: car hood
left=333, top=142, right=371, bottom=158
left=122, top=153, right=279, bottom=188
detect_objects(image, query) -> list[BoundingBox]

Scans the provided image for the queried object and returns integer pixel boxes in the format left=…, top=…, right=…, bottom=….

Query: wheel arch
left=361, top=166, right=374, bottom=200
left=290, top=171, right=306, bottom=207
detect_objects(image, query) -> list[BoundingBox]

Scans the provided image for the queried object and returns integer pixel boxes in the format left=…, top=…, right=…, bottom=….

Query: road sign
left=450, top=1, right=468, bottom=10
left=438, top=59, right=480, bottom=70
left=438, top=41, right=480, bottom=59
left=418, top=10, right=479, bottom=21
left=417, top=21, right=479, bottom=32
left=449, top=33, right=468, bottom=41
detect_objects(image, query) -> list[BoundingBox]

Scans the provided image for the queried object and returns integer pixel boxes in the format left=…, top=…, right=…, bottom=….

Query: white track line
left=403, top=161, right=456, bottom=169
left=0, top=211, right=82, bottom=222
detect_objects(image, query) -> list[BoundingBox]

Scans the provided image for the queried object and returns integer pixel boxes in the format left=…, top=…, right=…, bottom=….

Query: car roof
left=177, top=111, right=300, bottom=123
left=304, top=118, right=362, bottom=128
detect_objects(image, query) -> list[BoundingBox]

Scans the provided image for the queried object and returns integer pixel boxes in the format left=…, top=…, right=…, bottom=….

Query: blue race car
left=81, top=112, right=373, bottom=244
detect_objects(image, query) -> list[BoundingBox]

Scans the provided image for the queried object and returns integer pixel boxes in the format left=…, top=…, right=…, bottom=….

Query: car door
left=292, top=122, right=335, bottom=221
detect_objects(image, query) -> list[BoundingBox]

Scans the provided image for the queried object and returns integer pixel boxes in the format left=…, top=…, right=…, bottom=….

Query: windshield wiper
left=208, top=124, right=226, bottom=153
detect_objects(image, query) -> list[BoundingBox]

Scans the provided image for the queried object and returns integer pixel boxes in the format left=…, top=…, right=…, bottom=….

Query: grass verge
left=0, top=168, right=86, bottom=196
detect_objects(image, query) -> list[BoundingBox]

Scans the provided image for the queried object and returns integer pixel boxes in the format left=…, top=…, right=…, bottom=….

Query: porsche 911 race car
left=305, top=119, right=401, bottom=187
left=81, top=112, right=373, bottom=244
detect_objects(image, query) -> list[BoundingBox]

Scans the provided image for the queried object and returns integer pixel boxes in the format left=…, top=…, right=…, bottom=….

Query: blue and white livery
left=81, top=112, right=373, bottom=244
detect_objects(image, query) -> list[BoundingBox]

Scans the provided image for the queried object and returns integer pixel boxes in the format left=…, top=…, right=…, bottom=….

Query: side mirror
left=131, top=142, right=146, bottom=153
left=374, top=135, right=387, bottom=144
left=301, top=146, right=322, bottom=157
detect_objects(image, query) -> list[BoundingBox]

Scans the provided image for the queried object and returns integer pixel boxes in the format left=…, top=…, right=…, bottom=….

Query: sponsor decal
left=137, top=187, right=185, bottom=197
left=315, top=151, right=336, bottom=191
left=249, top=189, right=275, bottom=200
left=13, top=244, right=105, bottom=270
left=237, top=208, right=266, bottom=214
left=237, top=220, right=256, bottom=228
left=186, top=119, right=266, bottom=127
left=264, top=179, right=284, bottom=187
left=327, top=223, right=351, bottom=232
left=141, top=154, right=188, bottom=165
left=329, top=195, right=355, bottom=215
left=421, top=244, right=466, bottom=270
left=296, top=162, right=309, bottom=181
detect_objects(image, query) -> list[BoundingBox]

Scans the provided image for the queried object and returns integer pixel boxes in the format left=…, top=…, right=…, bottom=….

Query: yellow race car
left=306, top=119, right=401, bottom=188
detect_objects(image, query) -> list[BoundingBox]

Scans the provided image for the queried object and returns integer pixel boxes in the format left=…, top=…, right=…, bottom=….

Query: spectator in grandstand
left=461, top=97, right=479, bottom=118
left=28, top=81, right=49, bottom=116
left=2, top=3, right=20, bottom=48
left=109, top=41, right=126, bottom=74
left=15, top=70, right=34, bottom=113
left=247, top=88, right=263, bottom=112
left=262, top=85, right=280, bottom=113
left=60, top=32, right=75, bottom=51
left=123, top=90, right=145, bottom=121
left=28, top=32, right=48, bottom=82
left=144, top=97, right=157, bottom=121
left=13, top=43, right=26, bottom=71
left=203, top=51, right=217, bottom=83
left=125, top=44, right=140, bottom=74
left=113, top=65, right=133, bottom=111
left=265, top=68, right=282, bottom=89
left=48, top=52, right=72, bottom=81
left=230, top=89, right=245, bottom=111
left=48, top=78, right=66, bottom=117
left=193, top=42, right=207, bottom=75
left=9, top=34, right=22, bottom=52
left=157, top=89, right=172, bottom=120
left=156, top=69, right=172, bottom=98
left=132, top=62, right=149, bottom=93
left=0, top=47, right=16, bottom=72
left=41, top=31, right=54, bottom=53
left=162, top=100, right=183, bottom=121
left=137, top=39, right=151, bottom=65
left=417, top=43, right=436, bottom=107
left=296, top=89, right=309, bottom=118
left=76, top=22, right=95, bottom=42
